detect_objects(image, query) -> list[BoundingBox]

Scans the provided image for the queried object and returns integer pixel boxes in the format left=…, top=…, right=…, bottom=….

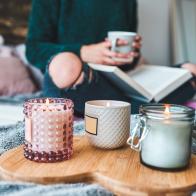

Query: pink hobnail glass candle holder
left=23, top=98, right=74, bottom=163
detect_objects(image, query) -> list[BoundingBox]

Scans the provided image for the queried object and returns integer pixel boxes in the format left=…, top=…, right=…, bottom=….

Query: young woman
left=26, top=0, right=195, bottom=115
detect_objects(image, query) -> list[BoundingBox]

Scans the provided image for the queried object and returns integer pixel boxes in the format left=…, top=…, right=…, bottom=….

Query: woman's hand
left=182, top=63, right=196, bottom=89
left=80, top=35, right=142, bottom=66
left=80, top=41, right=125, bottom=66
left=182, top=63, right=196, bottom=76
left=132, top=35, right=142, bottom=57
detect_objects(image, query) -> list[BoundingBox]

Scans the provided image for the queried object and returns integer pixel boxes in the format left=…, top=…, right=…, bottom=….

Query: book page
left=88, top=63, right=192, bottom=101
left=127, top=65, right=191, bottom=99
left=89, top=63, right=152, bottom=99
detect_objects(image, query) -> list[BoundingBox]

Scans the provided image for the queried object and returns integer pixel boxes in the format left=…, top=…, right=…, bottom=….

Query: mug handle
left=127, top=115, right=149, bottom=151
left=111, top=38, right=119, bottom=52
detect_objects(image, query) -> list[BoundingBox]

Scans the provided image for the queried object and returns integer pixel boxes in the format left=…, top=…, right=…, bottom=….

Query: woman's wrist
left=80, top=45, right=88, bottom=63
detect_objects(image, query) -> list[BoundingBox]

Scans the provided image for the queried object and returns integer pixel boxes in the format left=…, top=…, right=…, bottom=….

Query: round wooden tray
left=0, top=136, right=196, bottom=195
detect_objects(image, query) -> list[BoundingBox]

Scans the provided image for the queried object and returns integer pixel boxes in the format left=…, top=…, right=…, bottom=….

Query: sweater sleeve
left=129, top=0, right=138, bottom=32
left=26, top=0, right=82, bottom=73
left=122, top=0, right=139, bottom=71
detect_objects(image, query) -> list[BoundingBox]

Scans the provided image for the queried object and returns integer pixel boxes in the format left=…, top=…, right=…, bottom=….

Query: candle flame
left=46, top=98, right=50, bottom=105
left=164, top=104, right=170, bottom=118
left=106, top=102, right=110, bottom=107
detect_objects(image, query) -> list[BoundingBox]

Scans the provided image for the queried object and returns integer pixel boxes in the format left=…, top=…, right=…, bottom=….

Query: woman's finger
left=115, top=50, right=140, bottom=59
left=117, top=39, right=128, bottom=46
left=102, top=40, right=112, bottom=48
left=134, top=35, right=142, bottom=42
left=103, top=57, right=125, bottom=66
left=182, top=63, right=196, bottom=76
left=103, top=57, right=129, bottom=66
left=115, top=52, right=130, bottom=59
left=105, top=50, right=133, bottom=59
left=103, top=57, right=117, bottom=65
left=132, top=42, right=142, bottom=49
left=128, top=51, right=140, bottom=58
left=114, top=61, right=130, bottom=66
left=103, top=49, right=117, bottom=58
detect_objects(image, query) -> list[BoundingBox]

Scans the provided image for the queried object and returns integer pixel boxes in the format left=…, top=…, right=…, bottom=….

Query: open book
left=88, top=64, right=192, bottom=102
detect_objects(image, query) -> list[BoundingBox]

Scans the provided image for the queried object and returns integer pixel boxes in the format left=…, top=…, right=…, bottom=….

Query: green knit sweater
left=26, top=0, right=138, bottom=73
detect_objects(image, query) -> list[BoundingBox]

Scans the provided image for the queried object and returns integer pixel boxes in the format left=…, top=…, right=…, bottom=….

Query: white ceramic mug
left=85, top=100, right=131, bottom=149
left=108, top=31, right=137, bottom=62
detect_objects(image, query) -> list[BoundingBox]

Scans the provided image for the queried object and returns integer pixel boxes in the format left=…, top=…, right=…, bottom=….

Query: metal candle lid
left=139, top=104, right=195, bottom=120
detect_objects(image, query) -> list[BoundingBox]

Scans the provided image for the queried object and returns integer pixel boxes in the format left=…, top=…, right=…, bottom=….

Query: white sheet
left=0, top=104, right=23, bottom=127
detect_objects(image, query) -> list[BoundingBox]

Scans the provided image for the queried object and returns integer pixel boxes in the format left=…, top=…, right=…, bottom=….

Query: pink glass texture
left=23, top=98, right=74, bottom=163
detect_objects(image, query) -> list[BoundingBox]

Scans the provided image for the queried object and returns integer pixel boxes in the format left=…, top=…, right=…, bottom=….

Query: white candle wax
left=141, top=118, right=192, bottom=169
left=24, top=98, right=74, bottom=162
left=31, top=102, right=69, bottom=153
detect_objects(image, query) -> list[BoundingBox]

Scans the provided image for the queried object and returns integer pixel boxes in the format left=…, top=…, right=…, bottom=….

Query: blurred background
left=0, top=0, right=195, bottom=127
left=0, top=0, right=30, bottom=45
left=0, top=0, right=195, bottom=66
left=138, top=0, right=196, bottom=66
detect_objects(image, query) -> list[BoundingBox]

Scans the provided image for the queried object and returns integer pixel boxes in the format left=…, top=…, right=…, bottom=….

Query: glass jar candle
left=127, top=104, right=195, bottom=170
left=23, top=98, right=74, bottom=163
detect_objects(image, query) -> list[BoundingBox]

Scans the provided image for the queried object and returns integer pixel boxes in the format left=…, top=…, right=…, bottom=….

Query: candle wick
left=164, top=104, right=171, bottom=119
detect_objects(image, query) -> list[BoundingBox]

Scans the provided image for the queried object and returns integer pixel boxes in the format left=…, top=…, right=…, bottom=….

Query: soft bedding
left=0, top=43, right=44, bottom=96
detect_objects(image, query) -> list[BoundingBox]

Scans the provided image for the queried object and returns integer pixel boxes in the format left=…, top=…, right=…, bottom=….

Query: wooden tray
left=0, top=136, right=196, bottom=196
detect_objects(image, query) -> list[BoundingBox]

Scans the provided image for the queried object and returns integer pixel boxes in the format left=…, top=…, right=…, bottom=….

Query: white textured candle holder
left=85, top=100, right=130, bottom=149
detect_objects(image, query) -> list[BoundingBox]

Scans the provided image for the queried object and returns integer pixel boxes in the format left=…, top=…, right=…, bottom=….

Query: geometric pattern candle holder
left=23, top=98, right=74, bottom=163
